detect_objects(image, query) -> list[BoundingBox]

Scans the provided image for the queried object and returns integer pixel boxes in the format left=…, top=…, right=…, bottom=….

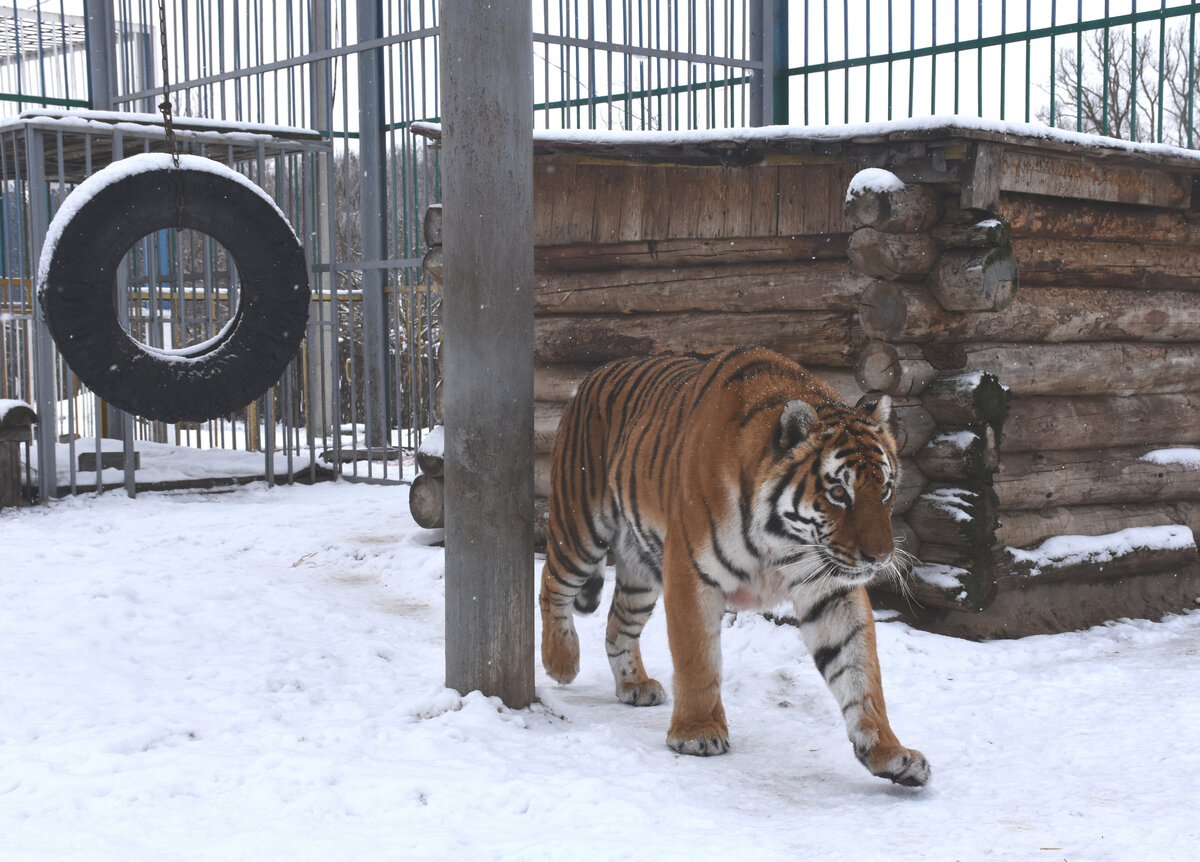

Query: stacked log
left=410, top=207, right=447, bottom=531
left=527, top=158, right=874, bottom=547
left=409, top=426, right=446, bottom=530
left=852, top=173, right=1200, bottom=613
left=989, top=193, right=1200, bottom=578
left=847, top=171, right=1017, bottom=611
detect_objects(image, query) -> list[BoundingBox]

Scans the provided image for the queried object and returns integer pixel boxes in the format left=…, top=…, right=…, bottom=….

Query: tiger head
left=761, top=393, right=899, bottom=587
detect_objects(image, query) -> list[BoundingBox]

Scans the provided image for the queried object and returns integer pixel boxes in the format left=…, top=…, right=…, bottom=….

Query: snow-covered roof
left=6, top=108, right=324, bottom=144
left=412, top=115, right=1200, bottom=168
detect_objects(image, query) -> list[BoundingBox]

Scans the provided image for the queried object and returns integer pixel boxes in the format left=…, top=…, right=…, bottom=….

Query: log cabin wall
left=423, top=122, right=1200, bottom=638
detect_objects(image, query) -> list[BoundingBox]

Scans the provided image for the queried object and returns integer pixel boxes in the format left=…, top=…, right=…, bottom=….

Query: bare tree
left=1161, top=24, right=1200, bottom=147
left=1041, top=24, right=1199, bottom=147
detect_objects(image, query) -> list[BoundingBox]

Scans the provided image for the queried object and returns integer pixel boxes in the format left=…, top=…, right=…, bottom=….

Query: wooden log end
left=423, top=203, right=443, bottom=249
left=916, top=425, right=1000, bottom=482
left=891, top=399, right=938, bottom=457
left=422, top=246, right=444, bottom=284
left=415, top=426, right=445, bottom=477
left=859, top=280, right=907, bottom=342
left=929, top=246, right=1019, bottom=312
left=855, top=340, right=938, bottom=398
left=922, top=371, right=1011, bottom=429
left=847, top=227, right=938, bottom=280
left=409, top=472, right=445, bottom=529
left=845, top=174, right=941, bottom=233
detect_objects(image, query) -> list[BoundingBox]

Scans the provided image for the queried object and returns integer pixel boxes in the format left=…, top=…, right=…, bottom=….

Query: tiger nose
left=858, top=549, right=890, bottom=566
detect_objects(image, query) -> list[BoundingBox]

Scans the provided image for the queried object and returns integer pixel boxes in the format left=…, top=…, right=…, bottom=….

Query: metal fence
left=2, top=1, right=1198, bottom=501
left=783, top=1, right=1200, bottom=147
left=2, top=1, right=769, bottom=501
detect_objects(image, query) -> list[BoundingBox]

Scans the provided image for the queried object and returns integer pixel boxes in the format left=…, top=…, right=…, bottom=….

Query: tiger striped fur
left=539, top=346, right=929, bottom=787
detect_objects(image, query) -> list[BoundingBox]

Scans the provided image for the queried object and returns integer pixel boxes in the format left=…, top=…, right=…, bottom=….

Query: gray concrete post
left=439, top=0, right=535, bottom=708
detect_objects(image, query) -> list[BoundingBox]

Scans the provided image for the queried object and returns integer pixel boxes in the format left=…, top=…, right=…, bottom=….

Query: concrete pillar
left=439, top=0, right=535, bottom=708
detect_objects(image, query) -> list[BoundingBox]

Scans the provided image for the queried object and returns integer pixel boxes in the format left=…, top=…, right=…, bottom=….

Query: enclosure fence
left=1, top=1, right=1198, bottom=502
left=784, top=1, right=1200, bottom=148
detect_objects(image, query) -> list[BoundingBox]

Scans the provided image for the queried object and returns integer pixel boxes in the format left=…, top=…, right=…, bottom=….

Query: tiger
left=539, top=345, right=930, bottom=787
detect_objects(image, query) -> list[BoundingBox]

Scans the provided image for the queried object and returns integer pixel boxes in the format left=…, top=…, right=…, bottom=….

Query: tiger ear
left=855, top=392, right=892, bottom=425
left=778, top=399, right=818, bottom=450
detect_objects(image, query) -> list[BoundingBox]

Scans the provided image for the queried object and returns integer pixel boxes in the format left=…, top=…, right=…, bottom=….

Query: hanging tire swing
left=37, top=152, right=311, bottom=424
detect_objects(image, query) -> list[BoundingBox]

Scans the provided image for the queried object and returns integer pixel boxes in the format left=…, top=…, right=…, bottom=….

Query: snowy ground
left=3, top=480, right=1199, bottom=861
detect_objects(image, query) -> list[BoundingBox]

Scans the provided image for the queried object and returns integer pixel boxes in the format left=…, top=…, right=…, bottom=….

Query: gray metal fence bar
left=26, top=126, right=56, bottom=503
left=357, top=0, right=391, bottom=478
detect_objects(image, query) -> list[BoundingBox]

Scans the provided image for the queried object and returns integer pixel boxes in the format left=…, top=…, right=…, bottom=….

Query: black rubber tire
left=39, top=161, right=310, bottom=423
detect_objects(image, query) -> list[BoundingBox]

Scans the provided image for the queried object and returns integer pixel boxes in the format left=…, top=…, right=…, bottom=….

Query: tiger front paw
left=616, top=678, right=667, bottom=707
left=667, top=719, right=730, bottom=756
left=860, top=743, right=931, bottom=787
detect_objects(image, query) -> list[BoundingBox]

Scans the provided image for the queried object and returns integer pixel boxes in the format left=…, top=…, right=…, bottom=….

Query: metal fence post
left=84, top=0, right=116, bottom=111
left=751, top=0, right=788, bottom=127
left=749, top=0, right=771, bottom=126
left=307, top=0, right=337, bottom=451
left=440, top=0, right=535, bottom=708
left=772, top=0, right=789, bottom=125
left=26, top=127, right=57, bottom=502
left=357, top=0, right=391, bottom=462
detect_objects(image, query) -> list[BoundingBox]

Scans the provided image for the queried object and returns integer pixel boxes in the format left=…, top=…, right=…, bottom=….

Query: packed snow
left=931, top=430, right=980, bottom=451
left=845, top=167, right=906, bottom=201
left=1141, top=448, right=1200, bottom=469
left=1007, top=525, right=1197, bottom=577
left=28, top=437, right=315, bottom=492
left=3, top=480, right=1200, bottom=860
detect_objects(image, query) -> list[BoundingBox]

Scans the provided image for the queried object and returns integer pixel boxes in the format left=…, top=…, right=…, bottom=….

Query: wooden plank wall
left=530, top=155, right=865, bottom=506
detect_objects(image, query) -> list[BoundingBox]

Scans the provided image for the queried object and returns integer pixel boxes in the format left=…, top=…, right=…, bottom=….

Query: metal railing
left=533, top=0, right=772, bottom=129
left=3, top=1, right=762, bottom=501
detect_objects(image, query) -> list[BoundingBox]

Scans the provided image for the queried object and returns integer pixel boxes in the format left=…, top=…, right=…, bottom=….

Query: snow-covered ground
left=3, top=480, right=1199, bottom=861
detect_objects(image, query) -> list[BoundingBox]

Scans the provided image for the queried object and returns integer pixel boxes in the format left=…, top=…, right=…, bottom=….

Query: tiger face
left=761, top=395, right=899, bottom=588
